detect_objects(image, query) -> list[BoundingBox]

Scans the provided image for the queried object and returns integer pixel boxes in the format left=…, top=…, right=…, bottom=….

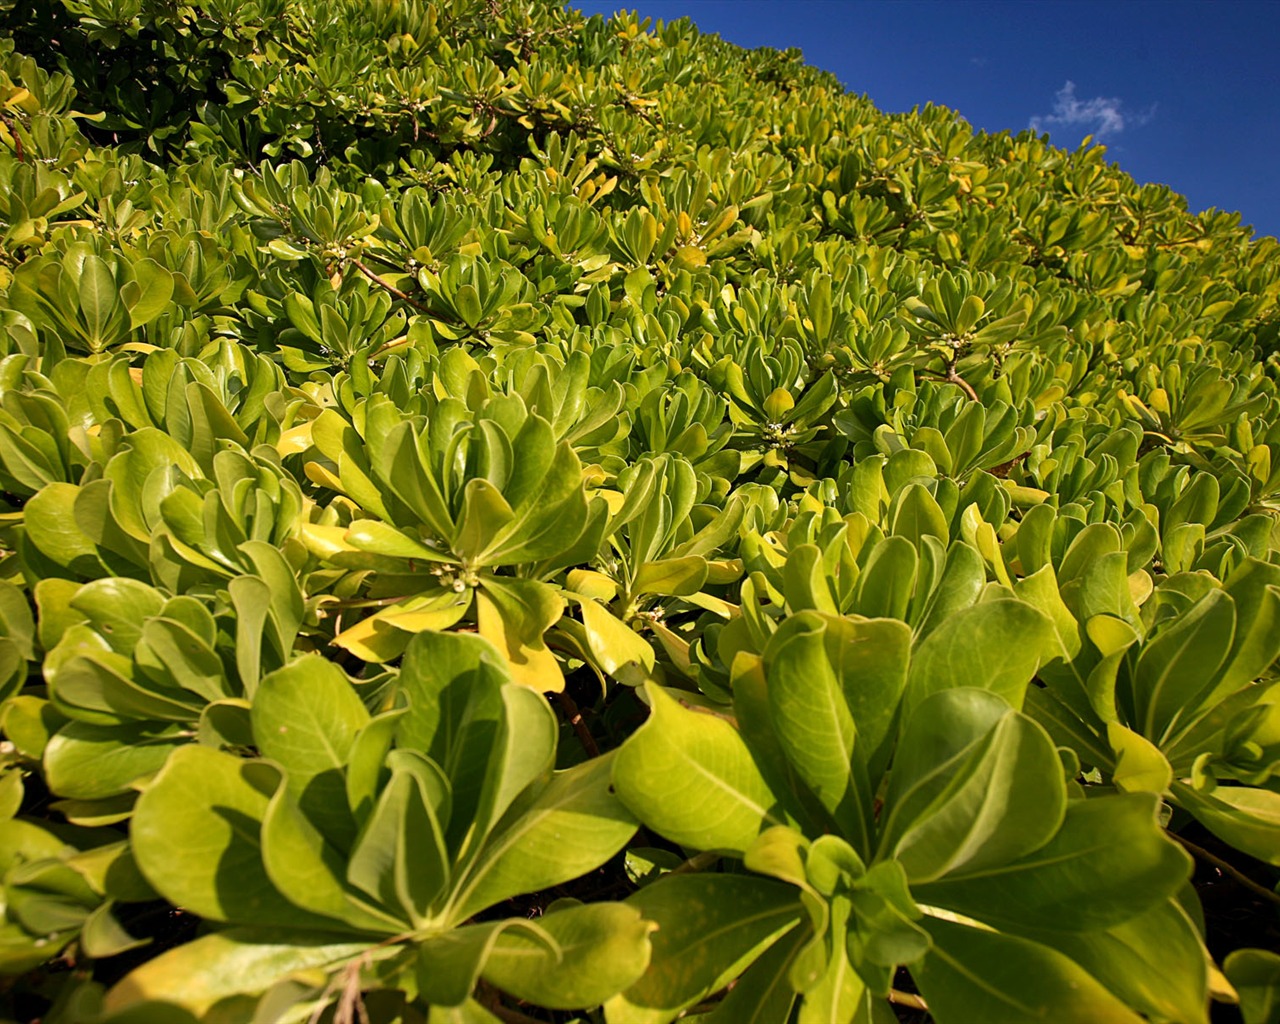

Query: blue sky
left=569, top=1, right=1280, bottom=240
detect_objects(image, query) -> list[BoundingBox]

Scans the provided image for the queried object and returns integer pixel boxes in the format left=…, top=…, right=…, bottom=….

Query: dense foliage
left=2, top=1, right=1279, bottom=1021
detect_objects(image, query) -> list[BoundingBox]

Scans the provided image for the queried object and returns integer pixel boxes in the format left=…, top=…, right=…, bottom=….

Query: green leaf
left=1137, top=589, right=1236, bottom=744
left=47, top=628, right=201, bottom=723
left=345, top=519, right=453, bottom=562
left=891, top=483, right=949, bottom=547
left=484, top=436, right=588, bottom=565
left=1172, top=782, right=1280, bottom=866
left=260, top=774, right=401, bottom=934
left=1226, top=948, right=1280, bottom=1024
left=881, top=690, right=1066, bottom=884
left=1032, top=899, right=1210, bottom=1024
left=102, top=929, right=371, bottom=1017
left=131, top=746, right=338, bottom=929
left=2, top=695, right=67, bottom=760
left=914, top=541, right=986, bottom=641
left=283, top=292, right=323, bottom=344
left=481, top=902, right=655, bottom=1009
left=345, top=750, right=451, bottom=926
left=607, top=873, right=804, bottom=1024
left=450, top=753, right=637, bottom=921
left=228, top=576, right=270, bottom=692
left=344, top=708, right=403, bottom=825
left=68, top=578, right=164, bottom=654
left=135, top=617, right=227, bottom=704
left=44, top=721, right=185, bottom=800
left=1107, top=722, right=1172, bottom=794
left=578, top=596, right=655, bottom=685
left=799, top=895, right=864, bottom=1024
left=79, top=255, right=118, bottom=347
left=915, top=793, right=1189, bottom=932
left=633, top=556, right=709, bottom=597
left=417, top=918, right=551, bottom=1008
left=764, top=612, right=911, bottom=791
left=396, top=631, right=508, bottom=847
left=374, top=420, right=454, bottom=540
left=455, top=283, right=484, bottom=328
left=476, top=577, right=565, bottom=692
left=123, top=259, right=174, bottom=329
left=427, top=999, right=502, bottom=1024
left=854, top=535, right=917, bottom=620
left=759, top=613, right=906, bottom=851
left=905, top=598, right=1055, bottom=715
left=914, top=917, right=1145, bottom=1024
left=80, top=900, right=149, bottom=959
left=0, top=769, right=21, bottom=819
left=688, top=923, right=806, bottom=1024
left=613, top=682, right=784, bottom=855
left=846, top=861, right=931, bottom=989
left=453, top=478, right=516, bottom=563
left=476, top=682, right=559, bottom=835
left=252, top=655, right=368, bottom=848
left=24, top=482, right=105, bottom=573
left=1219, top=559, right=1280, bottom=693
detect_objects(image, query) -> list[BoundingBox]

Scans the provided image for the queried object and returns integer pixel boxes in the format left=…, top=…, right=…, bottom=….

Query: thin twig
left=372, top=337, right=412, bottom=359
left=669, top=850, right=721, bottom=875
left=487, top=1003, right=551, bottom=1024
left=946, top=361, right=979, bottom=402
left=1173, top=833, right=1280, bottom=908
left=888, top=989, right=929, bottom=1012
left=552, top=690, right=600, bottom=757
left=349, top=257, right=433, bottom=313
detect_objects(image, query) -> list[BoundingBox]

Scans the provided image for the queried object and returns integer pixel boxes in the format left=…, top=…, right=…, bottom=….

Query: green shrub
left=1, top=2, right=1278, bottom=1021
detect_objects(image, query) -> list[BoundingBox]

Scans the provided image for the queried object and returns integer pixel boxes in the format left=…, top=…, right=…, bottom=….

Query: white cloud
left=1029, top=81, right=1154, bottom=139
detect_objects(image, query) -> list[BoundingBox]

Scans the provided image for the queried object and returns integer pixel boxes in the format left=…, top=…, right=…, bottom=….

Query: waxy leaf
left=44, top=720, right=184, bottom=799
left=613, top=682, right=784, bottom=854
left=103, top=929, right=372, bottom=1017
left=915, top=916, right=1145, bottom=1023
left=881, top=690, right=1066, bottom=884
left=131, top=746, right=337, bottom=929
left=481, top=902, right=655, bottom=1009
left=607, top=873, right=804, bottom=1024
left=915, top=793, right=1189, bottom=931
left=1136, top=589, right=1236, bottom=744
left=449, top=753, right=637, bottom=921
left=905, top=598, right=1055, bottom=714
left=252, top=655, right=369, bottom=848
left=1226, top=948, right=1280, bottom=1024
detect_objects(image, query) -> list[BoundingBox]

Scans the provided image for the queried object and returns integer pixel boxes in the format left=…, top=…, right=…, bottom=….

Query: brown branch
left=349, top=257, right=432, bottom=313
left=371, top=337, right=412, bottom=359
left=669, top=850, right=721, bottom=875
left=946, top=361, right=979, bottom=402
left=888, top=989, right=929, bottom=1012
left=488, top=1004, right=551, bottom=1024
left=0, top=111, right=23, bottom=162
left=552, top=690, right=600, bottom=757
left=1173, top=833, right=1280, bottom=908
left=475, top=982, right=553, bottom=1024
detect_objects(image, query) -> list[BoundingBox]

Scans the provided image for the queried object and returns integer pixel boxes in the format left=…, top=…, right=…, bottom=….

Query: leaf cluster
left=1, top=2, right=1280, bottom=1023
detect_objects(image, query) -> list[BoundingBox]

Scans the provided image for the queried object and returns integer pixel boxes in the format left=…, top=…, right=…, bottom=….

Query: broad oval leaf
left=606, top=873, right=805, bottom=1024
left=102, top=928, right=372, bottom=1018
left=131, top=746, right=337, bottom=929
left=905, top=598, right=1056, bottom=715
left=914, top=793, right=1190, bottom=931
left=914, top=916, right=1145, bottom=1024
left=481, top=902, right=656, bottom=1010
left=613, top=682, right=784, bottom=855
left=449, top=753, right=637, bottom=922
left=882, top=690, right=1066, bottom=884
